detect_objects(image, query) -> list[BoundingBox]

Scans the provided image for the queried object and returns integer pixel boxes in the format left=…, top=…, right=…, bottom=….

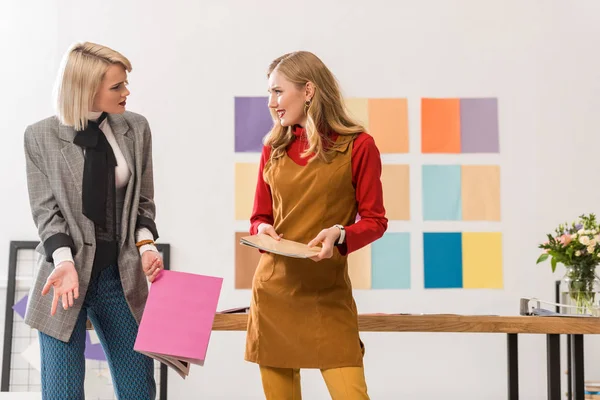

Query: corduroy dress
left=245, top=137, right=364, bottom=369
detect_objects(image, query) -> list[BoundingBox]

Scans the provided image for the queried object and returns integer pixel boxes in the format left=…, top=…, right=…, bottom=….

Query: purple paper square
left=13, top=294, right=28, bottom=319
left=234, top=97, right=273, bottom=152
left=460, top=98, right=499, bottom=153
left=85, top=331, right=107, bottom=361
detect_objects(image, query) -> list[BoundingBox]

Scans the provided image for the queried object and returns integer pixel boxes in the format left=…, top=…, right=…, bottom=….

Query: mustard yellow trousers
left=259, top=365, right=370, bottom=400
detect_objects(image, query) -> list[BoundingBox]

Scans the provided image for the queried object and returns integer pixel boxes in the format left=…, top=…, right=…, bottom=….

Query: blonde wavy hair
left=265, top=51, right=364, bottom=164
left=54, top=42, right=132, bottom=131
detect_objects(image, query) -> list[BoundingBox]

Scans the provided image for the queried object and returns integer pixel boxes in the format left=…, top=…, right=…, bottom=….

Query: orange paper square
left=461, top=165, right=501, bottom=221
left=368, top=98, right=409, bottom=153
left=421, top=98, right=461, bottom=153
left=381, top=164, right=410, bottom=220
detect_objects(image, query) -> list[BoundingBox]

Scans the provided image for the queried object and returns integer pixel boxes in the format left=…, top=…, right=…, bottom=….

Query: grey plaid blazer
left=23, top=111, right=158, bottom=342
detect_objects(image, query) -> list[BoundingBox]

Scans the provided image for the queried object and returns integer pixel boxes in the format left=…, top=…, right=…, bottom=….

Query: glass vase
left=559, top=264, right=600, bottom=316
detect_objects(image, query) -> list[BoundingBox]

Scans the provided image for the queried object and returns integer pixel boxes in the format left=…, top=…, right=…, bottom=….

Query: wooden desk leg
left=507, top=334, right=519, bottom=400
left=547, top=334, right=561, bottom=400
left=571, top=334, right=584, bottom=400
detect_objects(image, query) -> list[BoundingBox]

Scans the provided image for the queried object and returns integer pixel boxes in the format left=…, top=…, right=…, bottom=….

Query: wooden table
left=213, top=313, right=600, bottom=400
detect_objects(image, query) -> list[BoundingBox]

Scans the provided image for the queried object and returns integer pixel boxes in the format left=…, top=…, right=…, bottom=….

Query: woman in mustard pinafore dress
left=245, top=51, right=388, bottom=399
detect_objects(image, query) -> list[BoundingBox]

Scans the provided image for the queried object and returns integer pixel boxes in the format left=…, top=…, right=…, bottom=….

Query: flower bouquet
left=537, top=213, right=600, bottom=315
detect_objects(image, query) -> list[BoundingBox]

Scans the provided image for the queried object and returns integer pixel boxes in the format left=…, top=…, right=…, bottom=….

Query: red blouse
left=250, top=126, right=388, bottom=255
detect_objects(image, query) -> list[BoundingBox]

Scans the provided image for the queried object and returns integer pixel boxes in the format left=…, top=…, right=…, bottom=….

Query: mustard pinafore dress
left=245, top=137, right=364, bottom=369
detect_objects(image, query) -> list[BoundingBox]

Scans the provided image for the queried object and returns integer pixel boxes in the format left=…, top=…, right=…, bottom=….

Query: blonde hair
left=54, top=42, right=132, bottom=131
left=265, top=51, right=364, bottom=165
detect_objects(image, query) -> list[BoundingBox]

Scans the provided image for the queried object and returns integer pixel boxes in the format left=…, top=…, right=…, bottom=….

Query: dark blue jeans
left=38, top=264, right=155, bottom=400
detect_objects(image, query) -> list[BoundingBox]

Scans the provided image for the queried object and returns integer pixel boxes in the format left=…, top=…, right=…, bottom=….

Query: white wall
left=2, top=0, right=600, bottom=398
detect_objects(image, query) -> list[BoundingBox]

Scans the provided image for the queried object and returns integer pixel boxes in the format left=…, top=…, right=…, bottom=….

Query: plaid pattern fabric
left=24, top=111, right=157, bottom=342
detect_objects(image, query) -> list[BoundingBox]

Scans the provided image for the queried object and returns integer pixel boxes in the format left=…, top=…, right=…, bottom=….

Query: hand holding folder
left=239, top=233, right=321, bottom=258
left=134, top=270, right=223, bottom=378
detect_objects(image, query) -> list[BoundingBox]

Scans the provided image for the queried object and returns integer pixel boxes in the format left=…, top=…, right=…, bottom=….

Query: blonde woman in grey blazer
left=24, top=42, right=162, bottom=400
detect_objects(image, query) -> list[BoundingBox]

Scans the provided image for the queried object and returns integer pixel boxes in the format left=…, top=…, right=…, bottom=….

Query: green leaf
left=551, top=257, right=557, bottom=273
left=536, top=253, right=549, bottom=264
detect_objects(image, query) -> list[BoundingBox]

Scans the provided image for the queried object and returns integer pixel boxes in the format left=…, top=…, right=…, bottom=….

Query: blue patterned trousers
left=38, top=264, right=156, bottom=400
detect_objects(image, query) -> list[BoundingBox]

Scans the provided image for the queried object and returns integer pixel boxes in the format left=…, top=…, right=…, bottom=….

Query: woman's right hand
left=41, top=261, right=80, bottom=316
left=258, top=223, right=282, bottom=241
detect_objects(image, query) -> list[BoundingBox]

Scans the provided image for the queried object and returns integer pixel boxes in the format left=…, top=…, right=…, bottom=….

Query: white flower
left=579, top=229, right=585, bottom=235
left=593, top=229, right=598, bottom=235
left=588, top=245, right=595, bottom=254
left=590, top=239, right=597, bottom=247
left=580, top=236, right=590, bottom=246
left=573, top=233, right=578, bottom=239
left=576, top=250, right=582, bottom=256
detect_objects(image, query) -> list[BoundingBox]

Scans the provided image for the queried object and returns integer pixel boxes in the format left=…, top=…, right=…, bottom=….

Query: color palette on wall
left=234, top=232, right=411, bottom=290
left=345, top=98, right=409, bottom=153
left=422, top=165, right=500, bottom=221
left=421, top=98, right=499, bottom=153
left=235, top=162, right=410, bottom=221
left=423, top=232, right=503, bottom=289
left=234, top=96, right=409, bottom=154
left=234, top=95, right=503, bottom=292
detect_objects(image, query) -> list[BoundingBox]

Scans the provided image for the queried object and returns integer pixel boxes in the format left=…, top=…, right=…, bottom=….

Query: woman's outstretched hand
left=41, top=261, right=79, bottom=316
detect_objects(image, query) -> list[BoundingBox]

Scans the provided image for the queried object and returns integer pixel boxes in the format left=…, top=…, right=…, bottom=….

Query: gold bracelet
left=136, top=239, right=155, bottom=248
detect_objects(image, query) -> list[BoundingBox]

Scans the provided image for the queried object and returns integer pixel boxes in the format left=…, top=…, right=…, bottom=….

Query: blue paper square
left=422, top=165, right=462, bottom=220
left=372, top=233, right=410, bottom=289
left=423, top=232, right=463, bottom=288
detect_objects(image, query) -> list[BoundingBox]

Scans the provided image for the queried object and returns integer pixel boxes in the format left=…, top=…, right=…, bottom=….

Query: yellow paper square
left=462, top=232, right=503, bottom=289
left=235, top=163, right=259, bottom=220
left=381, top=165, right=410, bottom=220
left=344, top=98, right=370, bottom=129
left=348, top=244, right=371, bottom=289
left=461, top=165, right=501, bottom=221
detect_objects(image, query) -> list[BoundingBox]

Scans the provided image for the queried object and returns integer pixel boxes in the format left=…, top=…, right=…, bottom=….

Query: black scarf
left=73, top=112, right=119, bottom=277
left=73, top=112, right=117, bottom=228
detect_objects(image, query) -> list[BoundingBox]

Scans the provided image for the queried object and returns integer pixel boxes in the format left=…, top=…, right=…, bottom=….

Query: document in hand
left=134, top=270, right=223, bottom=379
left=239, top=233, right=321, bottom=258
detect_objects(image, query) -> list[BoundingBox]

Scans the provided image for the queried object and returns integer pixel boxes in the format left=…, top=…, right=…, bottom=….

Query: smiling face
left=92, top=63, right=130, bottom=114
left=267, top=69, right=309, bottom=127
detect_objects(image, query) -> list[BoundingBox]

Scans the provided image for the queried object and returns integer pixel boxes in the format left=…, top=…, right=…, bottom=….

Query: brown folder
left=239, top=234, right=321, bottom=258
